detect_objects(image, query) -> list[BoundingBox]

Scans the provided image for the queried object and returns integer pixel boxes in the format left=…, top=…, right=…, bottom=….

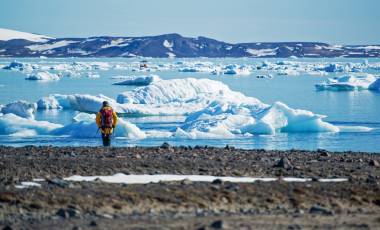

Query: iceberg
left=223, top=64, right=251, bottom=75
left=1, top=101, right=37, bottom=119
left=25, top=71, right=60, bottom=81
left=113, top=75, right=160, bottom=86
left=0, top=113, right=62, bottom=136
left=52, top=113, right=146, bottom=139
left=2, top=60, right=24, bottom=70
left=315, top=74, right=378, bottom=91
left=178, top=100, right=338, bottom=138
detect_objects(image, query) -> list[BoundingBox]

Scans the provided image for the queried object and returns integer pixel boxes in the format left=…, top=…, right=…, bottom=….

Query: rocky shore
left=0, top=145, right=379, bottom=229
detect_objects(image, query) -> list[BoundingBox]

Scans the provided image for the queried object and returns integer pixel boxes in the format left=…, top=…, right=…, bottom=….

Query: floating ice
left=315, top=74, right=378, bottom=91
left=113, top=75, right=160, bottom=86
left=223, top=64, right=251, bottom=75
left=0, top=113, right=62, bottom=136
left=64, top=173, right=348, bottom=184
left=25, top=71, right=60, bottom=81
left=179, top=100, right=339, bottom=137
left=2, top=60, right=24, bottom=70
left=52, top=113, right=146, bottom=139
left=1, top=101, right=37, bottom=119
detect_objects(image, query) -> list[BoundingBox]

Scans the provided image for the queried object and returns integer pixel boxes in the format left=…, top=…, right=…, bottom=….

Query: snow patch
left=64, top=173, right=348, bottom=184
left=0, top=28, right=52, bottom=42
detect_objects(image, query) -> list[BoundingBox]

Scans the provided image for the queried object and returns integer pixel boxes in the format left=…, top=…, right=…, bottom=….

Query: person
left=96, top=101, right=118, bottom=146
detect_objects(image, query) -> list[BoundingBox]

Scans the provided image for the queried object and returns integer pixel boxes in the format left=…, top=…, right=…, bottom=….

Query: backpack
left=100, top=107, right=114, bottom=128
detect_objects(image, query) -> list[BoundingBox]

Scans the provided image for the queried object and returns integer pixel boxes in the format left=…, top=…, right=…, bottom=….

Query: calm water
left=0, top=57, right=379, bottom=152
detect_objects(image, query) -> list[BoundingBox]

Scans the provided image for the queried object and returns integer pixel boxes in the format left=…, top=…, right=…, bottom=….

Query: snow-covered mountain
left=0, top=28, right=379, bottom=58
left=0, top=28, right=53, bottom=42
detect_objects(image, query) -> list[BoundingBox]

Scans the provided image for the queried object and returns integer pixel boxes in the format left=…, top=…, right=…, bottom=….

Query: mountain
left=0, top=28, right=53, bottom=42
left=0, top=28, right=379, bottom=58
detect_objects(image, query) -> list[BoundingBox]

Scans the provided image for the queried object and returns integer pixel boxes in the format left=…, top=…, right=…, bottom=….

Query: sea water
left=0, top=57, right=379, bottom=152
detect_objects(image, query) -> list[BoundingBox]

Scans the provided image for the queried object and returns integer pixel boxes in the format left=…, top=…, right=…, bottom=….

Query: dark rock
left=160, top=142, right=171, bottom=149
left=48, top=178, right=69, bottom=188
left=317, top=149, right=330, bottom=157
left=89, top=221, right=97, bottom=227
left=211, top=179, right=224, bottom=185
left=67, top=208, right=81, bottom=217
left=210, top=220, right=227, bottom=229
left=366, top=175, right=378, bottom=184
left=309, top=205, right=334, bottom=216
left=56, top=208, right=69, bottom=218
left=29, top=203, right=42, bottom=209
left=369, top=159, right=379, bottom=167
left=274, top=157, right=294, bottom=170
left=2, top=226, right=12, bottom=230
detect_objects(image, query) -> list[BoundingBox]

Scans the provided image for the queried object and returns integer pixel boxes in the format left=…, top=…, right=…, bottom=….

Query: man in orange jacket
left=96, top=101, right=118, bottom=146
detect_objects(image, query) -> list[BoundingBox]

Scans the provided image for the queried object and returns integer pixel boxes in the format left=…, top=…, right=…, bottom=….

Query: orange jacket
left=95, top=106, right=118, bottom=134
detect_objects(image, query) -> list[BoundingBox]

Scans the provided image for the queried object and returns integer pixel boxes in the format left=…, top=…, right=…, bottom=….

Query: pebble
left=274, top=157, right=294, bottom=170
left=369, top=159, right=379, bottom=167
left=309, top=205, right=334, bottom=216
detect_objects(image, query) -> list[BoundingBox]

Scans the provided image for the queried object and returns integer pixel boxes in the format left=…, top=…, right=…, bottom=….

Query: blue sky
left=0, top=0, right=379, bottom=44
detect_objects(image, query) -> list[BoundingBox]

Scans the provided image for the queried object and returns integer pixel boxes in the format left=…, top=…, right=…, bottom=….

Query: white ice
left=0, top=113, right=63, bottom=136
left=315, top=74, right=378, bottom=91
left=64, top=173, right=348, bottom=184
left=1, top=101, right=37, bottom=119
left=0, top=28, right=52, bottom=42
left=25, top=71, right=60, bottom=81
left=113, top=75, right=160, bottom=86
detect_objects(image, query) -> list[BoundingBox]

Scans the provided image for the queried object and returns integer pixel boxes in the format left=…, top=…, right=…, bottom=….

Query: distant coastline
left=0, top=28, right=379, bottom=58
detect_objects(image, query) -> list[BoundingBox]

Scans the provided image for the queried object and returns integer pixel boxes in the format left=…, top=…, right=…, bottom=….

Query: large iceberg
left=176, top=101, right=339, bottom=138
left=315, top=74, right=378, bottom=91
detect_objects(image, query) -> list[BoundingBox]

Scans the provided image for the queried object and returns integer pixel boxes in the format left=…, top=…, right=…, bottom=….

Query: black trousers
left=101, top=133, right=111, bottom=146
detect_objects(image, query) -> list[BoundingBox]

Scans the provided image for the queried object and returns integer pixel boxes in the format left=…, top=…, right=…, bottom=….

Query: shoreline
left=1, top=145, right=379, bottom=229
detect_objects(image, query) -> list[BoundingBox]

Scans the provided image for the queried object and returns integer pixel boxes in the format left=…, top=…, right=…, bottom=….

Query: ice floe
left=315, top=74, right=379, bottom=91
left=25, top=71, right=60, bottom=81
left=113, top=75, right=160, bottom=86
left=1, top=101, right=37, bottom=119
left=0, top=113, right=62, bottom=136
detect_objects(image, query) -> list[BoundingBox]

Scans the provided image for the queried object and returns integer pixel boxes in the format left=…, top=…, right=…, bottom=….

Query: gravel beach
left=0, top=145, right=379, bottom=229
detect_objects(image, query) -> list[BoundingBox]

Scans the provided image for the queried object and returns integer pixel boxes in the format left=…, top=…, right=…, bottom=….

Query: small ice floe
left=113, top=75, right=160, bottom=86
left=64, top=173, right=348, bottom=184
left=315, top=74, right=379, bottom=91
left=2, top=60, right=36, bottom=73
left=15, top=181, right=41, bottom=189
left=277, top=69, right=300, bottom=76
left=86, top=72, right=100, bottom=79
left=25, top=71, right=60, bottom=81
left=256, top=74, right=273, bottom=79
left=223, top=64, right=251, bottom=75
